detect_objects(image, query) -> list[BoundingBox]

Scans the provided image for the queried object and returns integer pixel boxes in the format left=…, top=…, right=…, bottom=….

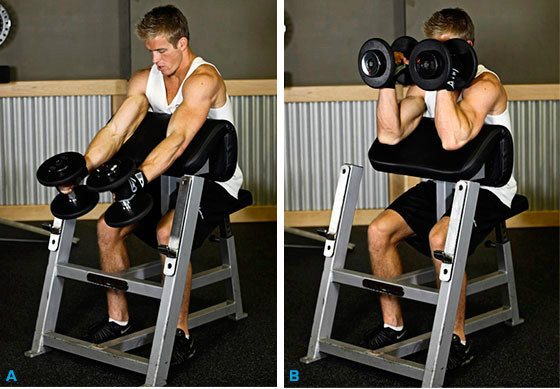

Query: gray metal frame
left=25, top=174, right=247, bottom=386
left=301, top=163, right=524, bottom=387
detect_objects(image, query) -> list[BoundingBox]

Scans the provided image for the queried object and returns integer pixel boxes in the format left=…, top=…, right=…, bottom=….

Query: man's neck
left=165, top=48, right=196, bottom=83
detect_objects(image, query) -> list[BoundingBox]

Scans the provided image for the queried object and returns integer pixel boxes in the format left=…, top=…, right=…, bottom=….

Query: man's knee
left=428, top=221, right=448, bottom=251
left=97, top=215, right=126, bottom=248
left=368, top=213, right=403, bottom=252
left=156, top=217, right=172, bottom=245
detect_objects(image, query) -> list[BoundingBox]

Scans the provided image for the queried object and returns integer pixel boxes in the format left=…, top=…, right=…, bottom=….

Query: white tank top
left=422, top=64, right=517, bottom=207
left=145, top=57, right=243, bottom=199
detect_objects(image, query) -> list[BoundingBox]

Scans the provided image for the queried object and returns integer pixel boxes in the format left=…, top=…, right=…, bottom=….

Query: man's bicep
left=167, top=100, right=209, bottom=138
left=399, top=89, right=427, bottom=137
left=127, top=69, right=150, bottom=96
left=166, top=74, right=218, bottom=137
left=459, top=79, right=500, bottom=133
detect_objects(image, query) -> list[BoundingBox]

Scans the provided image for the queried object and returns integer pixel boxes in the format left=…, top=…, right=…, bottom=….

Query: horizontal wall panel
left=285, top=99, right=558, bottom=212
left=0, top=95, right=276, bottom=210
left=285, top=100, right=388, bottom=211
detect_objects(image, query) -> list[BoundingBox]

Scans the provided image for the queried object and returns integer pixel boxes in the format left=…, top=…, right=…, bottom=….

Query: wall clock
left=0, top=3, right=11, bottom=46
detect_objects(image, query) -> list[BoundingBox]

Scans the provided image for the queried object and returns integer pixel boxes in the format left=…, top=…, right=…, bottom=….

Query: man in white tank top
left=59, top=5, right=241, bottom=366
left=365, top=8, right=516, bottom=370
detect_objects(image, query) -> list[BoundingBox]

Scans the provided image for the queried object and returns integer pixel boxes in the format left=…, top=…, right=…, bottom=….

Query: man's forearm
left=138, top=131, right=195, bottom=182
left=434, top=90, right=472, bottom=150
left=83, top=125, right=127, bottom=172
left=84, top=94, right=149, bottom=172
left=376, top=88, right=403, bottom=144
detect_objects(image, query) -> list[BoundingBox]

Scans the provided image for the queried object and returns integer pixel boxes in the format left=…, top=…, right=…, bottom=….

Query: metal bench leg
left=25, top=218, right=76, bottom=358
left=495, top=222, right=524, bottom=326
left=301, top=164, right=363, bottom=363
left=144, top=175, right=203, bottom=387
left=422, top=181, right=480, bottom=388
left=219, top=217, right=248, bottom=321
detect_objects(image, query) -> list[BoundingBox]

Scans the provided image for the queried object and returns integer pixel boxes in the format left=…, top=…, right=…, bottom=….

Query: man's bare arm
left=138, top=66, right=222, bottom=182
left=83, top=70, right=150, bottom=172
left=376, top=85, right=426, bottom=144
left=434, top=73, right=505, bottom=150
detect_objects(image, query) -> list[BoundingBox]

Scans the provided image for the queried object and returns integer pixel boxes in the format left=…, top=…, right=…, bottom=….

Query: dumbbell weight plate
left=358, top=38, right=395, bottom=88
left=409, top=39, right=451, bottom=91
left=50, top=185, right=100, bottom=219
left=105, top=191, right=153, bottom=228
left=87, top=158, right=136, bottom=192
left=444, top=38, right=478, bottom=90
left=391, top=36, right=418, bottom=85
left=37, top=152, right=87, bottom=187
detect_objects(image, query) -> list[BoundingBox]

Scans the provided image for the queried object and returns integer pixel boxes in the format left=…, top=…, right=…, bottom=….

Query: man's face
left=145, top=35, right=184, bottom=76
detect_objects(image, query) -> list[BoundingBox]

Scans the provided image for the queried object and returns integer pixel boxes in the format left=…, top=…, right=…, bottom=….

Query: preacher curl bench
left=301, top=118, right=526, bottom=387
left=25, top=113, right=251, bottom=386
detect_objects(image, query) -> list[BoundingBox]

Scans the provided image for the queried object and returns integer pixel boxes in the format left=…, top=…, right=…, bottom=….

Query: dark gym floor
left=0, top=220, right=276, bottom=387
left=285, top=226, right=559, bottom=387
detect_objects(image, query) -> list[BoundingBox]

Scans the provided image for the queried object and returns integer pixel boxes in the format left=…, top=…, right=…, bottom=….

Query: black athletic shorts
left=133, top=178, right=239, bottom=251
left=387, top=180, right=512, bottom=257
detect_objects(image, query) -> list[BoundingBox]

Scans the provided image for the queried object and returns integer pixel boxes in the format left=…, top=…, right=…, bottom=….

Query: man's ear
left=466, top=39, right=474, bottom=47
left=178, top=37, right=188, bottom=50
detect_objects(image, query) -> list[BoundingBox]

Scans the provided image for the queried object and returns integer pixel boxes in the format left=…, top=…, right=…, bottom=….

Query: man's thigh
left=132, top=180, right=238, bottom=250
left=385, top=181, right=439, bottom=255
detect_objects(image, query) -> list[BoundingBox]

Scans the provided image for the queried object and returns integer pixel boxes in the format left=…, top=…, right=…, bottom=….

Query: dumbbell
left=87, top=157, right=153, bottom=228
left=409, top=38, right=478, bottom=91
left=36, top=152, right=99, bottom=219
left=358, top=36, right=418, bottom=88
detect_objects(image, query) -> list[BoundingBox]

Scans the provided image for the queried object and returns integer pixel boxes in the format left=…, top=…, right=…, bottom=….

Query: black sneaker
left=171, top=329, right=196, bottom=367
left=85, top=316, right=132, bottom=344
left=447, top=334, right=473, bottom=370
left=363, top=323, right=407, bottom=350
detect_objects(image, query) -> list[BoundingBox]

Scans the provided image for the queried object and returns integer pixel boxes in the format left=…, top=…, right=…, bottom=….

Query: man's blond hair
left=135, top=5, right=189, bottom=47
left=423, top=8, right=475, bottom=44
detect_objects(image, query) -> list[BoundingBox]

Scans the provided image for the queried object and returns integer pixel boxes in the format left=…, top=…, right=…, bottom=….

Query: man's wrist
left=132, top=170, right=148, bottom=189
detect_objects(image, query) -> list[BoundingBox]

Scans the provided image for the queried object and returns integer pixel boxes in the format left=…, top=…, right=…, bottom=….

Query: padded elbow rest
left=368, top=117, right=514, bottom=187
left=114, top=112, right=237, bottom=182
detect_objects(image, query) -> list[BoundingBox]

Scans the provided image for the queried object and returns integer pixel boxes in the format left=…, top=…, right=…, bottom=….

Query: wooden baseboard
left=285, top=209, right=559, bottom=228
left=0, top=204, right=277, bottom=223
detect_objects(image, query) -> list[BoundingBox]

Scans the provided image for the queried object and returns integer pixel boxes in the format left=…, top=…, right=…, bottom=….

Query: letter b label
left=290, top=370, right=299, bottom=381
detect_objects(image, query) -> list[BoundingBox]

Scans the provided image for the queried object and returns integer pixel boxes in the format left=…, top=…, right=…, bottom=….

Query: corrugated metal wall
left=509, top=100, right=559, bottom=210
left=0, top=95, right=277, bottom=207
left=0, top=96, right=114, bottom=205
left=232, top=95, right=277, bottom=205
left=285, top=100, right=388, bottom=211
left=285, top=100, right=559, bottom=211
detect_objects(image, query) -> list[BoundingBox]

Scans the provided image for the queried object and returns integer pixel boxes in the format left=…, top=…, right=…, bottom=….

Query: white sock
left=461, top=339, right=467, bottom=346
left=185, top=334, right=190, bottom=339
left=109, top=317, right=128, bottom=326
left=384, top=323, right=404, bottom=332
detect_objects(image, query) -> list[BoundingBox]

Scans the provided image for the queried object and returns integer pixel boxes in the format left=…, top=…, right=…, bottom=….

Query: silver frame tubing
left=219, top=218, right=248, bottom=321
left=25, top=218, right=76, bottom=358
left=301, top=164, right=364, bottom=363
left=144, top=174, right=204, bottom=386
left=422, top=180, right=480, bottom=387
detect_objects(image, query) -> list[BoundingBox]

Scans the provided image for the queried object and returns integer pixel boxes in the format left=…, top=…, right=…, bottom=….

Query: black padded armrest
left=114, top=112, right=237, bottom=182
left=368, top=117, right=513, bottom=187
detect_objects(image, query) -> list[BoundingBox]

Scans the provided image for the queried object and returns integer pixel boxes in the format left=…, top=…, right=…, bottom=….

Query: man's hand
left=445, top=67, right=460, bottom=91
left=393, top=51, right=410, bottom=66
left=58, top=183, right=75, bottom=195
